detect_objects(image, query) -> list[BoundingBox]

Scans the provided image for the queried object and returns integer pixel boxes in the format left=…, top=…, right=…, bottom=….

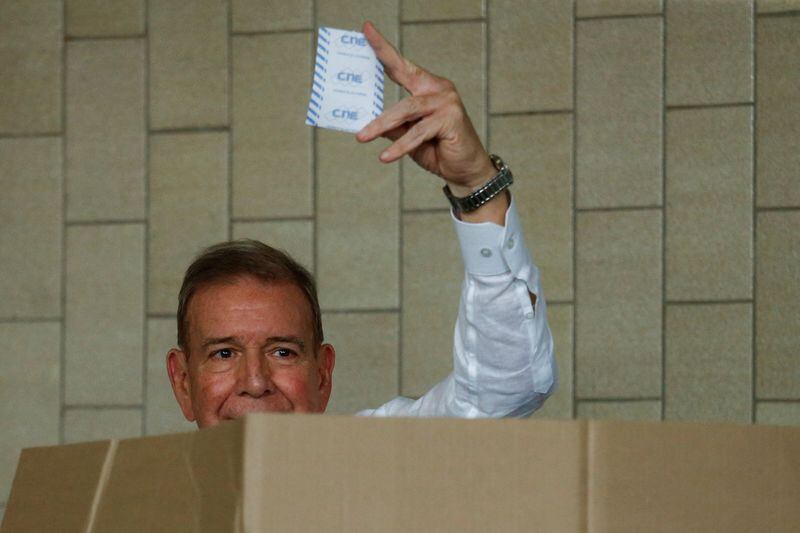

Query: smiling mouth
left=222, top=405, right=292, bottom=420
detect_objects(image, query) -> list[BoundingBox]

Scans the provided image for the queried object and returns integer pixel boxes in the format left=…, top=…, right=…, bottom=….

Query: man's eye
left=213, top=348, right=233, bottom=359
left=274, top=348, right=295, bottom=358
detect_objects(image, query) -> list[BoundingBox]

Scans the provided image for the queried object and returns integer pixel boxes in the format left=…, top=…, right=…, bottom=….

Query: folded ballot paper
left=305, top=27, right=385, bottom=133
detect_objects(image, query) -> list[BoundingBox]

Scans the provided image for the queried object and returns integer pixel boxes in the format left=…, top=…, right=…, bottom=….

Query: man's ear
left=166, top=348, right=197, bottom=422
left=316, top=343, right=336, bottom=412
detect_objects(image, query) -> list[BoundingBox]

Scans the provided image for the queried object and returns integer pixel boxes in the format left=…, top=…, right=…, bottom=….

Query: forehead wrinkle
left=201, top=335, right=244, bottom=349
left=201, top=334, right=307, bottom=350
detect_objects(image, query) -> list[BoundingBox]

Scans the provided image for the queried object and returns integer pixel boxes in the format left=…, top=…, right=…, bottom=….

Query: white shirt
left=357, top=198, right=557, bottom=418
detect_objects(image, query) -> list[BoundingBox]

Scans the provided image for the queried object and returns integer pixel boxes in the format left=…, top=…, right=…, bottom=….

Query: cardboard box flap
left=243, top=414, right=587, bottom=533
left=587, top=420, right=800, bottom=533
left=1, top=440, right=111, bottom=533
left=90, top=419, right=243, bottom=533
left=1, top=421, right=244, bottom=533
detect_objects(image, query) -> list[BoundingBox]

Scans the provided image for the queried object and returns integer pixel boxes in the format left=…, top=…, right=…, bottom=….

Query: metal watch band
left=443, top=154, right=513, bottom=214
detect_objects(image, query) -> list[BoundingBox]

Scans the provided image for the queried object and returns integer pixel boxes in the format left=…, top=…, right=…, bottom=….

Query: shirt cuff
left=450, top=196, right=534, bottom=278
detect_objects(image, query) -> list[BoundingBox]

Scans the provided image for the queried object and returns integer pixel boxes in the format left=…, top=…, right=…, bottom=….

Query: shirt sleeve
left=357, top=196, right=558, bottom=418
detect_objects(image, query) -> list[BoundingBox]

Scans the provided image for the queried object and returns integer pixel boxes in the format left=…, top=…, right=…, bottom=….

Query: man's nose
left=236, top=350, right=274, bottom=398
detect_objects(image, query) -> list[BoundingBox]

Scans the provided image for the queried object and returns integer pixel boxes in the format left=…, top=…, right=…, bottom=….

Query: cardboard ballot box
left=2, top=415, right=799, bottom=532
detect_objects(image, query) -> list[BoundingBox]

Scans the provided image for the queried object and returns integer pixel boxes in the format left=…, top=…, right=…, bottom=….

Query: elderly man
left=167, top=22, right=556, bottom=428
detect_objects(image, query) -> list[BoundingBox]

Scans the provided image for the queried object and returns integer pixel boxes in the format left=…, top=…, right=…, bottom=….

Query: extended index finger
left=362, top=21, right=419, bottom=93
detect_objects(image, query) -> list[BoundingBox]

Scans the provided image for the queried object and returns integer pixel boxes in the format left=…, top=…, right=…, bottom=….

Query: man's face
left=167, top=275, right=335, bottom=428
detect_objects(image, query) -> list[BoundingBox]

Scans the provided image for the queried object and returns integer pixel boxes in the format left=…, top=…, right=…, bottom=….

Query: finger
left=362, top=21, right=407, bottom=85
left=381, top=124, right=409, bottom=142
left=379, top=117, right=440, bottom=163
left=356, top=94, right=440, bottom=142
left=362, top=21, right=426, bottom=94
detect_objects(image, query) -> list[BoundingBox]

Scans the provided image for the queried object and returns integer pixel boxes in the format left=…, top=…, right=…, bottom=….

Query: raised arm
left=356, top=22, right=556, bottom=418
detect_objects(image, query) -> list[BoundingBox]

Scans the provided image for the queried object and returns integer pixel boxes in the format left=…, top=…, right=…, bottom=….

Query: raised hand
left=356, top=21, right=496, bottom=196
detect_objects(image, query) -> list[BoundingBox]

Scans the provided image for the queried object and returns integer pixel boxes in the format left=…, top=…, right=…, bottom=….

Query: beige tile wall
left=577, top=400, right=663, bottom=421
left=665, top=303, right=752, bottom=422
left=66, top=38, right=146, bottom=221
left=0, top=0, right=62, bottom=135
left=65, top=0, right=145, bottom=37
left=576, top=16, right=663, bottom=208
left=0, top=138, right=62, bottom=319
left=666, top=0, right=753, bottom=106
left=665, top=106, right=753, bottom=300
left=402, top=20, right=486, bottom=209
left=1, top=0, right=799, bottom=510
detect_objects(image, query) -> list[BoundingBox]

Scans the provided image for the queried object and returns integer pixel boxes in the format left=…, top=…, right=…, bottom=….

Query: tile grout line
left=322, top=308, right=401, bottom=314
left=225, top=2, right=234, bottom=241
left=231, top=215, right=315, bottom=223
left=546, top=300, right=576, bottom=306
left=661, top=0, right=668, bottom=422
left=665, top=299, right=754, bottom=305
left=232, top=27, right=314, bottom=36
left=401, top=16, right=486, bottom=26
left=756, top=206, right=800, bottom=212
left=571, top=0, right=578, bottom=420
left=149, top=126, right=230, bottom=134
left=666, top=101, right=754, bottom=111
left=751, top=2, right=758, bottom=424
left=402, top=207, right=450, bottom=214
left=0, top=132, right=61, bottom=139
left=575, top=205, right=663, bottom=212
left=397, top=0, right=404, bottom=398
left=227, top=0, right=234, bottom=244
left=64, top=404, right=145, bottom=410
left=66, top=219, right=146, bottom=226
left=59, top=0, right=68, bottom=445
left=311, top=3, right=318, bottom=287
left=0, top=317, right=62, bottom=323
left=490, top=109, right=573, bottom=117
left=575, top=13, right=663, bottom=21
left=65, top=34, right=145, bottom=41
left=576, top=397, right=663, bottom=403
left=141, top=0, right=151, bottom=437
left=756, top=10, right=800, bottom=18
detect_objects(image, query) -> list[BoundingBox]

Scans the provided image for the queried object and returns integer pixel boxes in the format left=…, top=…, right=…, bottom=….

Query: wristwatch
left=443, top=154, right=513, bottom=215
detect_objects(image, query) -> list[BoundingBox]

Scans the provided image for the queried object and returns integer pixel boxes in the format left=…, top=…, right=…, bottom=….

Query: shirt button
left=480, top=248, right=492, bottom=258
left=525, top=311, right=534, bottom=320
left=506, top=237, right=515, bottom=249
